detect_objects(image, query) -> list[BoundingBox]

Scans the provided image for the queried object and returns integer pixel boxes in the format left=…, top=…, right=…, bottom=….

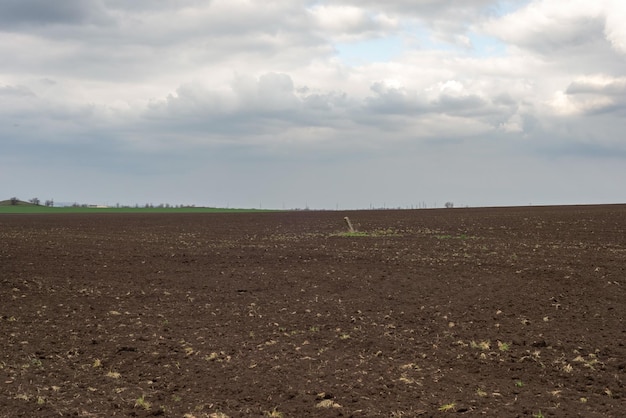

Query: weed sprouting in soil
left=106, top=371, right=121, bottom=379
left=15, top=394, right=30, bottom=401
left=438, top=402, right=456, bottom=412
left=434, top=234, right=472, bottom=240
left=134, top=395, right=151, bottom=411
left=337, top=231, right=371, bottom=237
left=497, top=341, right=510, bottom=351
left=334, top=227, right=401, bottom=237
left=208, top=412, right=230, bottom=418
left=264, top=407, right=284, bottom=417
left=470, top=340, right=491, bottom=350
left=29, top=357, right=43, bottom=368
left=316, top=399, right=342, bottom=408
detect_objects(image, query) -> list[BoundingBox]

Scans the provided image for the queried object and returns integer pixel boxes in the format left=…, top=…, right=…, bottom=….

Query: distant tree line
left=8, top=197, right=53, bottom=206
left=8, top=198, right=194, bottom=208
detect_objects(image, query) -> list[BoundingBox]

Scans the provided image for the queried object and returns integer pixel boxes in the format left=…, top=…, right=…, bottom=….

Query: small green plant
left=470, top=340, right=491, bottom=350
left=438, top=403, right=455, bottom=412
left=208, top=412, right=230, bottom=418
left=573, top=354, right=601, bottom=370
left=265, top=407, right=283, bottom=417
left=316, top=399, right=342, bottom=408
left=134, top=395, right=151, bottom=411
left=497, top=341, right=510, bottom=351
left=515, top=380, right=524, bottom=388
left=338, top=231, right=370, bottom=237
left=435, top=234, right=471, bottom=240
left=532, top=411, right=545, bottom=418
left=476, top=388, right=487, bottom=397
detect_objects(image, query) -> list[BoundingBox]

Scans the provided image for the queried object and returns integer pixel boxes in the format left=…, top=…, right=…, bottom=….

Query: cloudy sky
left=1, top=0, right=625, bottom=209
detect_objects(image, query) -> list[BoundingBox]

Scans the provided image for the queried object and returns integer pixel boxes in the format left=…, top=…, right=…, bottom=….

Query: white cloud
left=603, top=0, right=626, bottom=54
left=309, top=5, right=396, bottom=39
left=484, top=1, right=604, bottom=51
left=483, top=0, right=626, bottom=59
left=548, top=74, right=626, bottom=116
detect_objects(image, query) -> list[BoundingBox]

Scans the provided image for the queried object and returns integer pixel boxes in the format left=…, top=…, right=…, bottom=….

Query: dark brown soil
left=1, top=206, right=625, bottom=417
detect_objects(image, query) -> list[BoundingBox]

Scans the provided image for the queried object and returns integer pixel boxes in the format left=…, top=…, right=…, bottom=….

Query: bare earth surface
left=1, top=206, right=625, bottom=417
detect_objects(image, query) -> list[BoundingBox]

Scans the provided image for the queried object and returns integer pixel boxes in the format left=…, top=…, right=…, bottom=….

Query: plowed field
left=1, top=206, right=624, bottom=417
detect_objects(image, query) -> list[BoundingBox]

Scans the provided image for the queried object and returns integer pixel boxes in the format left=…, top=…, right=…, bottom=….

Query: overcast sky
left=1, top=0, right=625, bottom=209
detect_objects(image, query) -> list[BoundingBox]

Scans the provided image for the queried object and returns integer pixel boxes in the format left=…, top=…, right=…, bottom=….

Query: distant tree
left=29, top=197, right=40, bottom=206
left=445, top=202, right=454, bottom=209
left=10, top=197, right=19, bottom=205
left=44, top=199, right=54, bottom=207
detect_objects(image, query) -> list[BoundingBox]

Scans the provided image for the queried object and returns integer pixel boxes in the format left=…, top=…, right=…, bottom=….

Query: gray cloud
left=500, top=16, right=605, bottom=54
left=365, top=83, right=425, bottom=114
left=0, top=0, right=111, bottom=28
left=566, top=77, right=626, bottom=96
left=0, top=84, right=35, bottom=97
left=338, top=0, right=502, bottom=18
